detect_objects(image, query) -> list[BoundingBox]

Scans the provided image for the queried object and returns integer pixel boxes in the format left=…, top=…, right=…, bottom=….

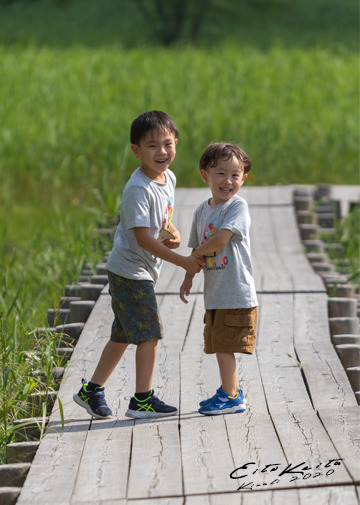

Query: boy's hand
left=183, top=254, right=204, bottom=275
left=163, top=227, right=181, bottom=249
left=180, top=275, right=193, bottom=304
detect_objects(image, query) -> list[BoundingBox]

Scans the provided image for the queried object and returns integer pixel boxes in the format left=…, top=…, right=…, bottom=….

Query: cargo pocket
left=223, top=312, right=256, bottom=353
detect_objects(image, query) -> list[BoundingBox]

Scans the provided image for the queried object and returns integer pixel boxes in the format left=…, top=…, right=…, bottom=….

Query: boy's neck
left=140, top=165, right=167, bottom=183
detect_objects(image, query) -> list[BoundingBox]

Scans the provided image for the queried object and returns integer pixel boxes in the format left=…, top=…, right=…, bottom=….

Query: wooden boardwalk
left=17, top=186, right=360, bottom=505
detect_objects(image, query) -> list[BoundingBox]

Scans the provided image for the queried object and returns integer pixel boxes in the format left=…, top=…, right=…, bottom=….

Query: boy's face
left=131, top=128, right=177, bottom=183
left=200, top=155, right=247, bottom=205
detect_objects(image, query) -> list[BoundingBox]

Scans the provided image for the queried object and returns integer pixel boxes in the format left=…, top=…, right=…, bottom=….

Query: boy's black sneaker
left=125, top=390, right=178, bottom=419
left=73, top=379, right=113, bottom=420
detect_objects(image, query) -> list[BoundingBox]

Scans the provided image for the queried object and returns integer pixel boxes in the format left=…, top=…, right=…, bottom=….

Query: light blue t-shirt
left=188, top=195, right=258, bottom=309
left=106, top=167, right=176, bottom=283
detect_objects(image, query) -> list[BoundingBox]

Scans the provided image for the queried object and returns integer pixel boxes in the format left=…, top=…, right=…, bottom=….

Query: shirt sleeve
left=220, top=199, right=250, bottom=240
left=121, top=185, right=151, bottom=230
left=187, top=209, right=200, bottom=249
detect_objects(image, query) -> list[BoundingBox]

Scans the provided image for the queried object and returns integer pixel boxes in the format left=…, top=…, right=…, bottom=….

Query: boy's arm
left=163, top=222, right=181, bottom=250
left=180, top=247, right=196, bottom=304
left=134, top=227, right=204, bottom=275
left=192, top=229, right=234, bottom=257
left=180, top=272, right=194, bottom=304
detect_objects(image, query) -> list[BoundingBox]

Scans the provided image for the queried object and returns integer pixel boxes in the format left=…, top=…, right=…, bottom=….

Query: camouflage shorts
left=107, top=271, right=163, bottom=345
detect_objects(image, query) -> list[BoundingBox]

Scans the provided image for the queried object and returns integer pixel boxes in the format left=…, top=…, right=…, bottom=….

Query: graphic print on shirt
left=202, top=218, right=234, bottom=271
left=162, top=196, right=174, bottom=231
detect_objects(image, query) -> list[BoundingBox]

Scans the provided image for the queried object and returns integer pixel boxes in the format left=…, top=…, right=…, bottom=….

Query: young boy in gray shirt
left=74, top=111, right=204, bottom=419
left=180, top=142, right=258, bottom=415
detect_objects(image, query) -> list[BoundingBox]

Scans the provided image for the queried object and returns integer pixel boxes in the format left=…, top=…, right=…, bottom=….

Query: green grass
left=0, top=0, right=358, bottom=461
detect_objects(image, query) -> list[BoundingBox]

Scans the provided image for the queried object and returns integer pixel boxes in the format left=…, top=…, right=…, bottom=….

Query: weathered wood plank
left=255, top=293, right=352, bottom=487
left=129, top=499, right=184, bottom=505
left=250, top=207, right=294, bottom=292
left=318, top=407, right=360, bottom=484
left=185, top=488, right=299, bottom=505
left=185, top=486, right=360, bottom=505
left=297, top=485, right=360, bottom=504
left=294, top=292, right=357, bottom=410
left=16, top=430, right=88, bottom=505
left=180, top=415, right=237, bottom=495
left=270, top=206, right=325, bottom=292
left=71, top=421, right=133, bottom=503
left=225, top=412, right=288, bottom=489
left=127, top=418, right=182, bottom=499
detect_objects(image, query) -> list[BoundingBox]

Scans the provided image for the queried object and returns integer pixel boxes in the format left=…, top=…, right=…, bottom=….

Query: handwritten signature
left=230, top=459, right=344, bottom=490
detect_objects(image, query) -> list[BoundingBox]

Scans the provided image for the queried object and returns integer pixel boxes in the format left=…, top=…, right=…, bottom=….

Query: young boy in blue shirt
left=74, top=111, right=204, bottom=420
left=180, top=142, right=258, bottom=415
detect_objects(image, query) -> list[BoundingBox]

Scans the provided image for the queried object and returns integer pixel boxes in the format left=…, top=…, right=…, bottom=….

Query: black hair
left=199, top=142, right=252, bottom=173
left=130, top=110, right=178, bottom=145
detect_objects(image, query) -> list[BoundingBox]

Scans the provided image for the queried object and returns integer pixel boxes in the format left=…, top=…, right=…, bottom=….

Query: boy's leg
left=91, top=340, right=128, bottom=386
left=216, top=352, right=238, bottom=397
left=135, top=340, right=157, bottom=393
left=125, top=339, right=177, bottom=419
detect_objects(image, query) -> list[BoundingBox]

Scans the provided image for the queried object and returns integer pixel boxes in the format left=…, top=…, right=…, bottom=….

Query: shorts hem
left=204, top=347, right=254, bottom=355
left=110, top=335, right=163, bottom=345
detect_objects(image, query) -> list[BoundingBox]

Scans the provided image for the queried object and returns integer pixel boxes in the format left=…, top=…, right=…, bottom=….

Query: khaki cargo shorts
left=203, top=307, right=257, bottom=355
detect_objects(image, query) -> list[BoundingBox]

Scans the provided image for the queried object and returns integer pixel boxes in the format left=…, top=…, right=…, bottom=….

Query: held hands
left=183, top=254, right=205, bottom=275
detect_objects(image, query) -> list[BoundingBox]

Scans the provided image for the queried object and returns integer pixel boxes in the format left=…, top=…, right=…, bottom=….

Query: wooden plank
left=180, top=415, right=237, bottom=495
left=294, top=292, right=357, bottom=410
left=318, top=407, right=360, bottom=484
left=185, top=489, right=299, bottom=504
left=270, top=207, right=325, bottom=292
left=225, top=413, right=288, bottom=489
left=250, top=207, right=294, bottom=292
left=16, top=430, right=88, bottom=505
left=297, top=485, right=360, bottom=504
left=127, top=418, right=183, bottom=499
left=270, top=411, right=351, bottom=487
left=129, top=499, right=184, bottom=505
left=71, top=421, right=133, bottom=503
left=185, top=487, right=360, bottom=505
left=256, top=293, right=352, bottom=487
left=242, top=489, right=299, bottom=504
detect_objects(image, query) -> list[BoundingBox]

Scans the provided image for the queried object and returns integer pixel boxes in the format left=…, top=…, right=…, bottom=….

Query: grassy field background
left=0, top=0, right=358, bottom=460
left=0, top=0, right=358, bottom=328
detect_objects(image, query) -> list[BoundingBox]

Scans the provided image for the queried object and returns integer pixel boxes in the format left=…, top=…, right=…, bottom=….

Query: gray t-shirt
left=188, top=195, right=258, bottom=309
left=106, top=167, right=176, bottom=283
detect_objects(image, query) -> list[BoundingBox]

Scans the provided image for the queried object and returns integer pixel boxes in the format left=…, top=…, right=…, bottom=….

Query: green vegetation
left=0, top=0, right=358, bottom=462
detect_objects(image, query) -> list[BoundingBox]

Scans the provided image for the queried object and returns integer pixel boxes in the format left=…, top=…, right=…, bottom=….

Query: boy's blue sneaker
left=199, top=385, right=247, bottom=407
left=73, top=379, right=113, bottom=420
left=198, top=389, right=246, bottom=416
left=125, top=390, right=178, bottom=419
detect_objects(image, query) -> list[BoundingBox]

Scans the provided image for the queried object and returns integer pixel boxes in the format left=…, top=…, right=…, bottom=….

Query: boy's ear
left=131, top=144, right=140, bottom=158
left=200, top=169, right=209, bottom=184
